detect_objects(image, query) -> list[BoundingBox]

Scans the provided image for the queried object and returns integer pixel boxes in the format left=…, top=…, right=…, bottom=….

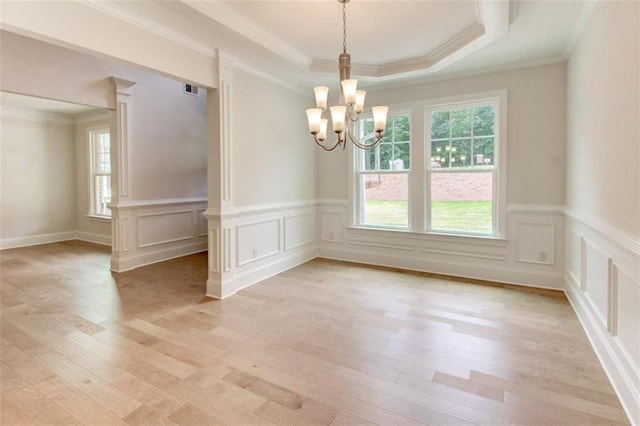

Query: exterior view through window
left=358, top=112, right=411, bottom=228
left=89, top=128, right=111, bottom=217
left=428, top=102, right=496, bottom=234
left=354, top=93, right=502, bottom=237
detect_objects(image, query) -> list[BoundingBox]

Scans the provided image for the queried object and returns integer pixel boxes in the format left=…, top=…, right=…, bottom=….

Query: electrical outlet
left=538, top=251, right=547, bottom=262
left=252, top=247, right=258, bottom=258
left=329, top=232, right=334, bottom=241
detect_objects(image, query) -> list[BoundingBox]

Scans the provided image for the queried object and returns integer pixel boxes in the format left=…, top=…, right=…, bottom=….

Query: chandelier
left=305, top=0, right=389, bottom=151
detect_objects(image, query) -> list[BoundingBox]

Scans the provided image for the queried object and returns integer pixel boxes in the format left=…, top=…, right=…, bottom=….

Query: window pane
left=364, top=148, right=376, bottom=170
left=362, top=173, right=408, bottom=228
left=451, top=108, right=471, bottom=138
left=430, top=172, right=493, bottom=233
left=360, top=113, right=411, bottom=172
left=95, top=175, right=111, bottom=216
left=379, top=144, right=392, bottom=170
left=450, top=139, right=471, bottom=168
left=431, top=110, right=450, bottom=139
left=473, top=105, right=495, bottom=136
left=393, top=114, right=411, bottom=142
left=473, top=137, right=494, bottom=167
left=393, top=142, right=410, bottom=169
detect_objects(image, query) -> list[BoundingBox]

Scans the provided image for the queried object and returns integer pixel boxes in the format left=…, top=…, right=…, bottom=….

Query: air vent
left=183, top=83, right=199, bottom=96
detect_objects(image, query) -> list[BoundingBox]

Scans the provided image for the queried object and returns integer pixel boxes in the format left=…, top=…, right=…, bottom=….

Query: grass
left=364, top=200, right=492, bottom=232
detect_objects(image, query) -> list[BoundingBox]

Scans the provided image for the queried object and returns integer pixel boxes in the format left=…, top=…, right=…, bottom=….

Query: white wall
left=317, top=62, right=567, bottom=289
left=565, top=2, right=640, bottom=423
left=0, top=108, right=76, bottom=247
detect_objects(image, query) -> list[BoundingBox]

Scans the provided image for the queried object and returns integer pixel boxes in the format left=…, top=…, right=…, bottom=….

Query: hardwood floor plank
left=0, top=241, right=628, bottom=425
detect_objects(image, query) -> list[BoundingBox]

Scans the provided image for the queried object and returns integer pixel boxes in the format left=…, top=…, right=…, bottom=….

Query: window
left=427, top=101, right=497, bottom=235
left=89, top=128, right=111, bottom=217
left=356, top=112, right=411, bottom=228
left=352, top=91, right=506, bottom=238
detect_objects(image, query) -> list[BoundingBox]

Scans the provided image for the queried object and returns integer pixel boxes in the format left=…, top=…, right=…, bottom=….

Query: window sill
left=347, top=226, right=508, bottom=246
left=86, top=215, right=111, bottom=223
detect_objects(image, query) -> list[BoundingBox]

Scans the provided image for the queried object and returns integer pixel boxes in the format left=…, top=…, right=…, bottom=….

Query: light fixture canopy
left=306, top=0, right=389, bottom=151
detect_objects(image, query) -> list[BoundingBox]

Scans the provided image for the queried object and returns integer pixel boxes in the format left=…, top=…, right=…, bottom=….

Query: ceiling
left=4, top=0, right=597, bottom=94
left=154, top=0, right=596, bottom=90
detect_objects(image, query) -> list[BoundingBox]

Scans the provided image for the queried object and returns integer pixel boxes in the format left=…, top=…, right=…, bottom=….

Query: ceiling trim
left=190, top=0, right=510, bottom=82
left=562, top=0, right=599, bottom=58
left=310, top=22, right=487, bottom=80
left=0, top=105, right=75, bottom=125
left=365, top=56, right=567, bottom=94
left=180, top=0, right=311, bottom=69
left=82, top=0, right=217, bottom=58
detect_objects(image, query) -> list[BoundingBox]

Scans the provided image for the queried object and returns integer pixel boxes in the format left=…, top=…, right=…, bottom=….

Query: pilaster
left=109, top=77, right=136, bottom=271
left=205, top=53, right=236, bottom=298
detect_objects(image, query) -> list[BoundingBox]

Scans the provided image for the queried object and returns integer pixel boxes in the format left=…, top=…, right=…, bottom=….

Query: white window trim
left=87, top=126, right=111, bottom=219
left=352, top=108, right=413, bottom=230
left=348, top=90, right=508, bottom=239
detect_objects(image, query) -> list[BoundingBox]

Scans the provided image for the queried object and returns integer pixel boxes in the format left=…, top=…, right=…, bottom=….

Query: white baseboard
left=76, top=231, right=111, bottom=246
left=111, top=241, right=207, bottom=273
left=318, top=246, right=564, bottom=290
left=0, top=231, right=77, bottom=250
left=206, top=246, right=318, bottom=299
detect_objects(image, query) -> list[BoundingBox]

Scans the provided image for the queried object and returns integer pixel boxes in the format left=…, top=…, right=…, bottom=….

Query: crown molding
left=364, top=56, right=567, bottom=94
left=180, top=0, right=311, bottom=69
left=81, top=0, right=217, bottom=58
left=232, top=61, right=309, bottom=97
left=308, top=1, right=508, bottom=82
left=0, top=105, right=74, bottom=125
left=74, top=109, right=110, bottom=125
left=562, top=0, right=599, bottom=58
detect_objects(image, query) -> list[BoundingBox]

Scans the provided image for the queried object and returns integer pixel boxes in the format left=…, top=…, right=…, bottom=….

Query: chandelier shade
left=305, top=0, right=389, bottom=151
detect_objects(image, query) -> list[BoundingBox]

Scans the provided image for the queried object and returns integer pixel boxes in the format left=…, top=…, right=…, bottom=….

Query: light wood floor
left=0, top=241, right=628, bottom=425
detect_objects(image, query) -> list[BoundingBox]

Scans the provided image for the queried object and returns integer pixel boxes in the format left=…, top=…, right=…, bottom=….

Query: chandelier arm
left=346, top=127, right=382, bottom=150
left=314, top=134, right=343, bottom=151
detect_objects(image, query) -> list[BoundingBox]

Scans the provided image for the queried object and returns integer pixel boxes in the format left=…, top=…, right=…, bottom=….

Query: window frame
left=354, top=109, right=412, bottom=230
left=348, top=90, right=507, bottom=239
left=425, top=97, right=502, bottom=237
left=87, top=126, right=112, bottom=219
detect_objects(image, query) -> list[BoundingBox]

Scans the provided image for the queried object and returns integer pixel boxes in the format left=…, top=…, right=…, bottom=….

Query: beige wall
left=231, top=69, right=316, bottom=207
left=566, top=1, right=639, bottom=238
left=1, top=112, right=76, bottom=240
left=318, top=62, right=567, bottom=206
left=74, top=111, right=111, bottom=242
left=1, top=32, right=208, bottom=204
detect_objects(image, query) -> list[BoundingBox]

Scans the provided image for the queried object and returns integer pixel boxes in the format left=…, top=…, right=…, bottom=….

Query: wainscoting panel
left=204, top=201, right=318, bottom=299
left=614, top=266, right=640, bottom=373
left=110, top=198, right=207, bottom=272
left=318, top=201, right=565, bottom=289
left=584, top=240, right=610, bottom=328
left=564, top=212, right=640, bottom=425
left=197, top=209, right=208, bottom=237
left=284, top=213, right=316, bottom=251
left=137, top=210, right=193, bottom=248
left=515, top=222, right=555, bottom=265
left=236, top=219, right=280, bottom=266
left=319, top=206, right=345, bottom=243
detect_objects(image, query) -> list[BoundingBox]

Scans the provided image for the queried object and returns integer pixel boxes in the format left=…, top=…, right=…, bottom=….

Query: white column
left=203, top=53, right=236, bottom=299
left=108, top=77, right=136, bottom=272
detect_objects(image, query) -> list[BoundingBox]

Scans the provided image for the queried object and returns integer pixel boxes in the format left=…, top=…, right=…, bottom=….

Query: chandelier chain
left=342, top=0, right=347, bottom=53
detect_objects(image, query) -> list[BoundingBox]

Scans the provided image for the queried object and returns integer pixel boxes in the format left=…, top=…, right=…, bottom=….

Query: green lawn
left=364, top=200, right=492, bottom=232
